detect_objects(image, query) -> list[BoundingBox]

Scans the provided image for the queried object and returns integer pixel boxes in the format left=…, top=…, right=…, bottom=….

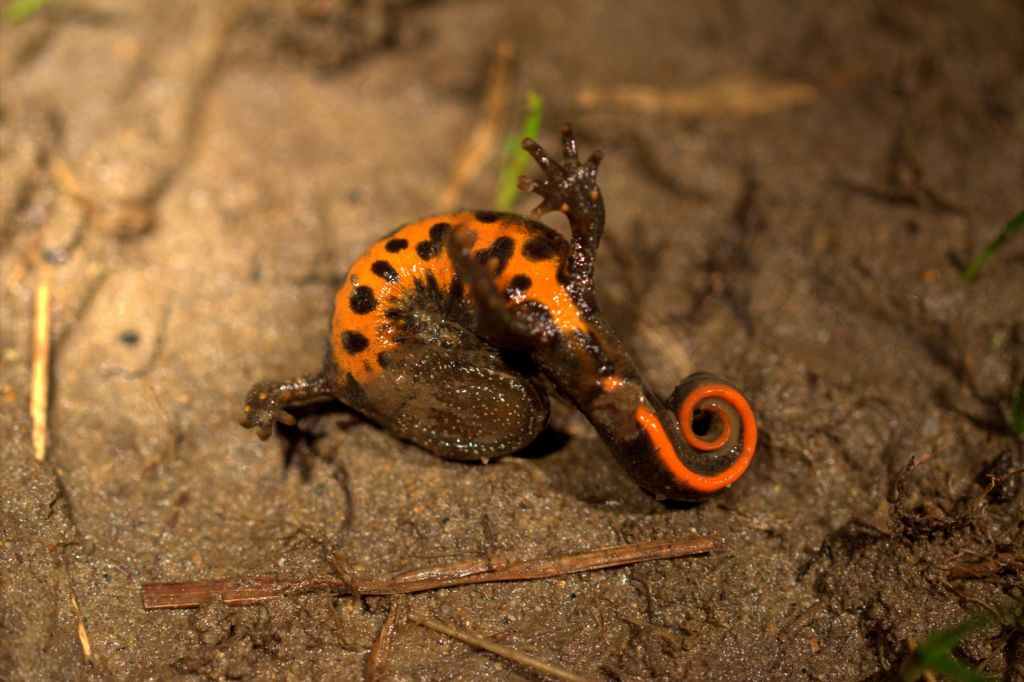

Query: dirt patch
left=2, top=1, right=1022, bottom=679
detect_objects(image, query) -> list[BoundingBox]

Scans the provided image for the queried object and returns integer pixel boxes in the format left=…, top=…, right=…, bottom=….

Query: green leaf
left=4, top=0, right=57, bottom=23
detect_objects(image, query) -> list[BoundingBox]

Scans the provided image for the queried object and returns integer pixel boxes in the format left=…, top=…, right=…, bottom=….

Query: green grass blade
left=922, top=655, right=995, bottom=682
left=495, top=90, right=544, bottom=211
left=911, top=628, right=996, bottom=682
left=4, top=0, right=56, bottom=22
left=900, top=601, right=1023, bottom=682
left=962, top=209, right=1024, bottom=283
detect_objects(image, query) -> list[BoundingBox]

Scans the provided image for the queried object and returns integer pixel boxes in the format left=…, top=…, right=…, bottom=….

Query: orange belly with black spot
left=331, top=211, right=584, bottom=384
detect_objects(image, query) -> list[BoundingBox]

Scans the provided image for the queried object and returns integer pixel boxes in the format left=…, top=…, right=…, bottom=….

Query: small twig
left=390, top=555, right=506, bottom=584
left=411, top=615, right=597, bottom=682
left=345, top=536, right=719, bottom=596
left=437, top=38, right=515, bottom=209
left=365, top=605, right=402, bottom=682
left=141, top=536, right=719, bottom=610
left=31, top=264, right=53, bottom=462
left=620, top=614, right=685, bottom=646
left=50, top=158, right=89, bottom=205
left=69, top=593, right=92, bottom=660
left=779, top=601, right=823, bottom=641
left=946, top=547, right=1024, bottom=580
left=575, top=77, right=817, bottom=117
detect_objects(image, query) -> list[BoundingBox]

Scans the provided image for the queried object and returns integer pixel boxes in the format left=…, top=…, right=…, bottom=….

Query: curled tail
left=499, top=124, right=758, bottom=500
left=630, top=373, right=757, bottom=499
left=521, top=326, right=757, bottom=500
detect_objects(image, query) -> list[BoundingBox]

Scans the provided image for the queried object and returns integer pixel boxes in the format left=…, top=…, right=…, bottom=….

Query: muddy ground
left=2, top=1, right=1023, bottom=680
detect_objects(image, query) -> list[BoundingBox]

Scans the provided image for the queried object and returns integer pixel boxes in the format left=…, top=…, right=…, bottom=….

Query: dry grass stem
left=70, top=593, right=92, bottom=660
left=411, top=615, right=597, bottom=682
left=31, top=265, right=53, bottom=462
left=576, top=77, right=817, bottom=117
left=366, top=605, right=402, bottom=682
left=437, top=38, right=515, bottom=208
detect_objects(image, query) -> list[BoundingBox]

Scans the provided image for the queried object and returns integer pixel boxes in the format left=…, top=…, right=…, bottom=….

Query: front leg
left=240, top=372, right=333, bottom=439
left=518, top=123, right=605, bottom=304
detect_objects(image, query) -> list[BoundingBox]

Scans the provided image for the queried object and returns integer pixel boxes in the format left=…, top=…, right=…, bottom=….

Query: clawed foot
left=518, top=123, right=604, bottom=226
left=518, top=124, right=606, bottom=302
left=240, top=381, right=298, bottom=439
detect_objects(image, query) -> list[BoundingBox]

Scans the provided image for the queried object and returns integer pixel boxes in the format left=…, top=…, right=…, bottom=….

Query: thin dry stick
left=70, top=593, right=92, bottom=660
left=390, top=555, right=503, bottom=584
left=31, top=265, right=53, bottom=462
left=366, top=605, right=402, bottom=682
left=356, top=537, right=720, bottom=595
left=778, top=601, right=823, bottom=641
left=620, top=614, right=684, bottom=646
left=411, top=615, right=597, bottom=682
left=575, top=77, right=818, bottom=117
left=50, top=158, right=89, bottom=204
left=437, top=38, right=515, bottom=209
left=141, top=536, right=718, bottom=610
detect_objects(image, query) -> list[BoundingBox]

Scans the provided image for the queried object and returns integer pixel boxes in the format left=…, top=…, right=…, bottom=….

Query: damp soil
left=2, top=1, right=1023, bottom=680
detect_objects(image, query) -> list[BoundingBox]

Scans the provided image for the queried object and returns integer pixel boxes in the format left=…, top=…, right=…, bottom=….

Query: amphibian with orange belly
left=241, top=125, right=757, bottom=501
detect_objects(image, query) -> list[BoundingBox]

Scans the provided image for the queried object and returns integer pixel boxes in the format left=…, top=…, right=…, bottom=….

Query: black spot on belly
left=506, top=274, right=532, bottom=296
left=349, top=285, right=377, bottom=314
left=429, top=222, right=451, bottom=241
left=415, top=242, right=433, bottom=259
left=371, top=260, right=400, bottom=283
left=385, top=238, right=408, bottom=253
left=475, top=236, right=515, bottom=275
left=342, top=331, right=369, bottom=354
left=416, top=222, right=451, bottom=260
left=522, top=234, right=561, bottom=261
left=377, top=350, right=394, bottom=368
left=475, top=210, right=500, bottom=223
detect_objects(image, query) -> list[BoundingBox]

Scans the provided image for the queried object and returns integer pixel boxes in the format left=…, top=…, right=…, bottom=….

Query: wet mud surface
left=2, top=1, right=1023, bottom=679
